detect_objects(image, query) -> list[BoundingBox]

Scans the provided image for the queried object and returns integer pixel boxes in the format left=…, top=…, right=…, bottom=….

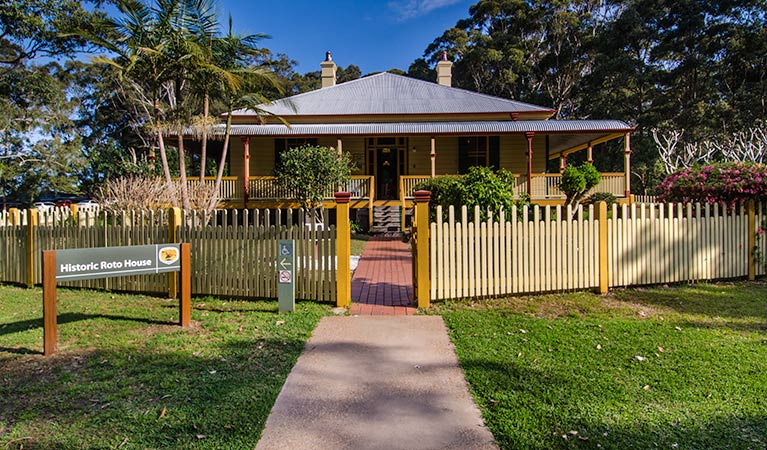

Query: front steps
left=372, top=206, right=401, bottom=233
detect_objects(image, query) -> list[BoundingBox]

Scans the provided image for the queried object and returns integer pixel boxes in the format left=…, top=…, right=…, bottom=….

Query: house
left=205, top=52, right=634, bottom=230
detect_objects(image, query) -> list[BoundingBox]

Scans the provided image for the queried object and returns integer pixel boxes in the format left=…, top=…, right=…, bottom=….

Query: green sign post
left=277, top=240, right=295, bottom=313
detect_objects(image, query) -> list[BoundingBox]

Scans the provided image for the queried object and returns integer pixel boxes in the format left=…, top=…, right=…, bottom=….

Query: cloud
left=388, top=0, right=463, bottom=21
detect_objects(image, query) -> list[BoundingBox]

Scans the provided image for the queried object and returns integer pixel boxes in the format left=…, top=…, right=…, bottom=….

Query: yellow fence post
left=168, top=207, right=182, bottom=299
left=335, top=192, right=351, bottom=307
left=8, top=208, right=20, bottom=226
left=595, top=201, right=609, bottom=294
left=413, top=190, right=431, bottom=308
left=748, top=200, right=756, bottom=281
left=69, top=204, right=79, bottom=225
left=26, top=208, right=38, bottom=288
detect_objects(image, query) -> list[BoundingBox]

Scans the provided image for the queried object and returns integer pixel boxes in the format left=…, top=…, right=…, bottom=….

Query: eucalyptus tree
left=0, top=0, right=104, bottom=203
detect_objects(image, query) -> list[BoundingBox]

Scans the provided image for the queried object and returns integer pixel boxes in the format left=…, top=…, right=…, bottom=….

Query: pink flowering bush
left=658, top=162, right=767, bottom=205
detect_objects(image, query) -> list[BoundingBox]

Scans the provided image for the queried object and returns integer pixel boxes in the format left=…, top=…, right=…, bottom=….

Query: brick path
left=349, top=236, right=417, bottom=315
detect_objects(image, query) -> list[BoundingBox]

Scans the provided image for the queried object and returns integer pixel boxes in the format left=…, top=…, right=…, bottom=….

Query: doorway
left=367, top=137, right=407, bottom=200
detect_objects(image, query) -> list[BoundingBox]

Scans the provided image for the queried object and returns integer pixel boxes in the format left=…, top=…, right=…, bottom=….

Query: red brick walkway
left=349, top=236, right=417, bottom=316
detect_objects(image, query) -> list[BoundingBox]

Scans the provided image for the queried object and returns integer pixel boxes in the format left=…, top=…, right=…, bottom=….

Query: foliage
left=0, top=0, right=106, bottom=203
left=97, top=176, right=219, bottom=211
left=582, top=191, right=617, bottom=208
left=434, top=282, right=767, bottom=449
left=274, top=145, right=353, bottom=213
left=414, top=166, right=519, bottom=221
left=0, top=285, right=327, bottom=448
left=654, top=126, right=767, bottom=175
left=418, top=0, right=767, bottom=193
left=560, top=162, right=600, bottom=206
left=657, top=162, right=767, bottom=205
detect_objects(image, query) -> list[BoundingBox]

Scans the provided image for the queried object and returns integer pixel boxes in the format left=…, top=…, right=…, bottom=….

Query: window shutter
left=489, top=136, right=500, bottom=170
left=458, top=137, right=470, bottom=174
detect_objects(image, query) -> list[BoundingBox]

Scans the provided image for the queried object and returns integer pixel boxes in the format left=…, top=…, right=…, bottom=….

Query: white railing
left=400, top=176, right=432, bottom=199
left=519, top=173, right=626, bottom=200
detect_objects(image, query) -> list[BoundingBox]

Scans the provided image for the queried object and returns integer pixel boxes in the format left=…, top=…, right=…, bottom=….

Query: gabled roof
left=232, top=72, right=556, bottom=117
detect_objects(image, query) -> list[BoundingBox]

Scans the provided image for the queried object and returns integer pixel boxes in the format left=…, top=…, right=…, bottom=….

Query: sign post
left=42, top=243, right=191, bottom=356
left=277, top=240, right=295, bottom=313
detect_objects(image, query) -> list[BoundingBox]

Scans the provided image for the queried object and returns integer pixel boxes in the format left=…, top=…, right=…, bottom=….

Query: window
left=458, top=136, right=500, bottom=173
left=274, top=138, right=318, bottom=168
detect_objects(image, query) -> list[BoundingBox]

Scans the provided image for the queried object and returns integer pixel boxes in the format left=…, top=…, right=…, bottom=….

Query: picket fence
left=430, top=202, right=766, bottom=300
left=0, top=208, right=336, bottom=302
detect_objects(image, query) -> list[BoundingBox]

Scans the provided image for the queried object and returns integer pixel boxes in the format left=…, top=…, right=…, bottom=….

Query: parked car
left=55, top=199, right=72, bottom=207
left=76, top=200, right=100, bottom=209
left=33, top=201, right=55, bottom=211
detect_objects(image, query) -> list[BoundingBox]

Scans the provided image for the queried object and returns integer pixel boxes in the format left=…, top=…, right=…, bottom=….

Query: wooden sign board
left=42, top=243, right=191, bottom=356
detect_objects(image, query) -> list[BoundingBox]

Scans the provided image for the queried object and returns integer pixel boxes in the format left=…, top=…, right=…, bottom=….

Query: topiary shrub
left=560, top=163, right=600, bottom=207
left=657, top=162, right=767, bottom=205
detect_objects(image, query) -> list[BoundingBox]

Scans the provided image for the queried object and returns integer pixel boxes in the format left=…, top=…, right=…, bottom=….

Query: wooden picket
left=607, top=203, right=749, bottom=287
left=178, top=208, right=336, bottom=302
left=0, top=207, right=336, bottom=302
left=430, top=204, right=600, bottom=299
left=0, top=210, right=27, bottom=285
left=430, top=202, right=759, bottom=300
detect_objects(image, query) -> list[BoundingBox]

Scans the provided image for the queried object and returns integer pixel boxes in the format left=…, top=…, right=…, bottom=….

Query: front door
left=376, top=147, right=398, bottom=199
left=368, top=137, right=407, bottom=200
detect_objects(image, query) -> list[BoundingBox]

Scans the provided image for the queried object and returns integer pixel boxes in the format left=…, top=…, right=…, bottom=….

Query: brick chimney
left=436, top=51, right=453, bottom=87
left=320, top=51, right=337, bottom=88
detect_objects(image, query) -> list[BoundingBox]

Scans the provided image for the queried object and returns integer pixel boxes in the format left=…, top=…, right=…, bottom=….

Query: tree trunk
left=153, top=97, right=174, bottom=204
left=209, top=108, right=232, bottom=212
left=177, top=128, right=191, bottom=212
left=199, top=93, right=209, bottom=179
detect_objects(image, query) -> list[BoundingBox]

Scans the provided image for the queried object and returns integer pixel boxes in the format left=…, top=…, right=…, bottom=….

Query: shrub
left=274, top=145, right=353, bottom=216
left=657, top=162, right=767, bottom=205
left=583, top=192, right=617, bottom=208
left=97, top=176, right=218, bottom=211
left=414, top=167, right=520, bottom=221
left=560, top=162, right=600, bottom=206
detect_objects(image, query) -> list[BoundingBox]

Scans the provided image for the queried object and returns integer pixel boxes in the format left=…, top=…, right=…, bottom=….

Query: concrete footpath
left=255, top=316, right=498, bottom=450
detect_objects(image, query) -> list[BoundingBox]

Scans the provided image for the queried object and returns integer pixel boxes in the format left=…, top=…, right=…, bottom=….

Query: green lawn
left=434, top=282, right=767, bottom=450
left=351, top=233, right=370, bottom=256
left=0, top=285, right=328, bottom=449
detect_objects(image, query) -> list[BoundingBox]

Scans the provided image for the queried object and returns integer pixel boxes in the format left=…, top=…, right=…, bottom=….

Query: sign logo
left=158, top=246, right=180, bottom=265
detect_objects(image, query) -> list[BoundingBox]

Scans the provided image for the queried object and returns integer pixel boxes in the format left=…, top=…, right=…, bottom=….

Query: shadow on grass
left=611, top=282, right=767, bottom=326
left=458, top=359, right=767, bottom=450
left=0, top=313, right=174, bottom=337
left=0, top=336, right=308, bottom=449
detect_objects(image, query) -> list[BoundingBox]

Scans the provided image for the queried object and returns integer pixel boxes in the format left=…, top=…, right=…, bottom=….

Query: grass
left=0, top=285, right=329, bottom=449
left=350, top=233, right=370, bottom=256
left=433, top=282, right=767, bottom=450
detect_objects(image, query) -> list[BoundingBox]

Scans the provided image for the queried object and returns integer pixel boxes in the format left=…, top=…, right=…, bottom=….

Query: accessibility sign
left=277, top=240, right=295, bottom=313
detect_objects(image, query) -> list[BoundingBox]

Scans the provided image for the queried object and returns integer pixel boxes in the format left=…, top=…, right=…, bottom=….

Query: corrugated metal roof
left=214, top=120, right=632, bottom=137
left=232, top=72, right=555, bottom=116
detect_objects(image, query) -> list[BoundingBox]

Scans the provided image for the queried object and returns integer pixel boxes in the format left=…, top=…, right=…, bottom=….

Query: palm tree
left=206, top=16, right=286, bottom=212
left=83, top=0, right=285, bottom=211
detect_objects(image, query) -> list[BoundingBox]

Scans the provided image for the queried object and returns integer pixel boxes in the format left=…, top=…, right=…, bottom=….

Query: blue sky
left=217, top=0, right=474, bottom=74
